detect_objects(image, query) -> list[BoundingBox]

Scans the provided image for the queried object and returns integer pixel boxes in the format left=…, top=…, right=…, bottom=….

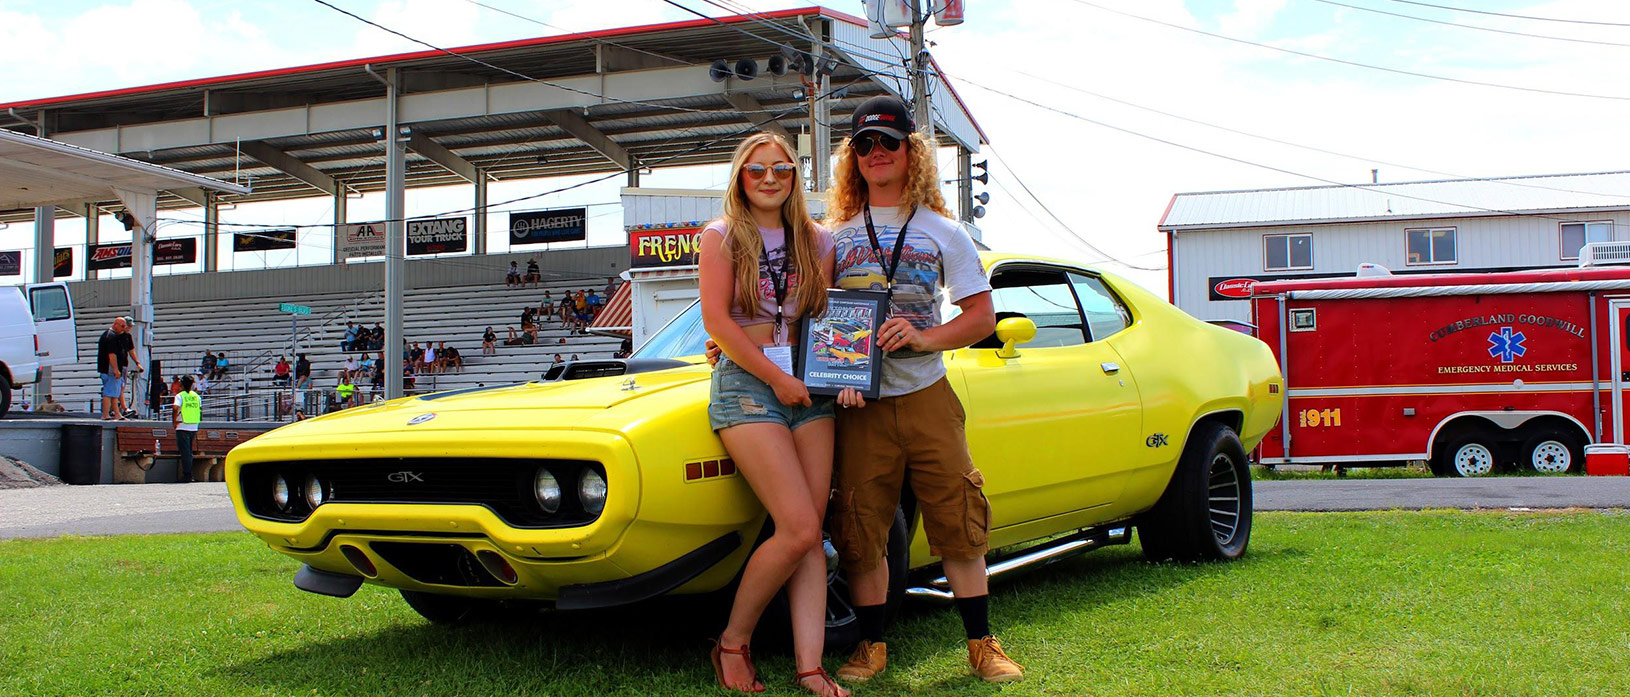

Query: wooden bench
left=113, top=425, right=267, bottom=484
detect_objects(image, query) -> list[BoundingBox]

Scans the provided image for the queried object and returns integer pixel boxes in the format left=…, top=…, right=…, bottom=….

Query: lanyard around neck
left=761, top=215, right=796, bottom=343
left=863, top=205, right=915, bottom=306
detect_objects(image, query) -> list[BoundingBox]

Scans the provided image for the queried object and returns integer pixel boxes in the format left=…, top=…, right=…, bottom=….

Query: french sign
left=407, top=216, right=468, bottom=256
left=510, top=208, right=587, bottom=245
left=629, top=227, right=703, bottom=268
left=233, top=228, right=297, bottom=253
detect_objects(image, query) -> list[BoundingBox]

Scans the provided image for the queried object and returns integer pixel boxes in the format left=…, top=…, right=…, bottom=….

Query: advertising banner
left=233, top=228, right=297, bottom=253
left=510, top=208, right=586, bottom=245
left=339, top=222, right=387, bottom=260
left=407, top=216, right=468, bottom=256
left=155, top=238, right=197, bottom=265
left=86, top=240, right=198, bottom=271
left=54, top=247, right=72, bottom=278
left=87, top=243, right=133, bottom=271
left=0, top=251, right=18, bottom=276
left=629, top=227, right=703, bottom=268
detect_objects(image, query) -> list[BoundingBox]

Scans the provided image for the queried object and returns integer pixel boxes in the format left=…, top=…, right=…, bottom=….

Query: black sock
left=955, top=594, right=990, bottom=640
left=855, top=604, right=887, bottom=644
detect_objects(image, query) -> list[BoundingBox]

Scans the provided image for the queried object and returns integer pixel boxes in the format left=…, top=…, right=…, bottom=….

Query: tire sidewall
left=1139, top=422, right=1253, bottom=563
left=1444, top=435, right=1499, bottom=477
left=1522, top=429, right=1584, bottom=474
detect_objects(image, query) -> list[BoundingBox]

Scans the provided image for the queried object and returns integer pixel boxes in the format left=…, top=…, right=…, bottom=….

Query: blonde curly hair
left=827, top=132, right=951, bottom=222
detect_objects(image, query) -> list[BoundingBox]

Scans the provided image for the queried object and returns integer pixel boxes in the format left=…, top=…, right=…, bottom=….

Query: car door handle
left=1100, top=362, right=1120, bottom=375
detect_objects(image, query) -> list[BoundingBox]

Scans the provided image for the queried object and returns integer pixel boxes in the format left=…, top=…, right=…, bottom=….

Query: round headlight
left=305, top=474, right=326, bottom=509
left=534, top=469, right=562, bottom=514
left=578, top=470, right=607, bottom=515
left=272, top=475, right=291, bottom=511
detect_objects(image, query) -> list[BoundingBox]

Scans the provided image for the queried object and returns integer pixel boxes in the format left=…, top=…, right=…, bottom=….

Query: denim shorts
left=99, top=373, right=124, bottom=398
left=709, top=355, right=835, bottom=432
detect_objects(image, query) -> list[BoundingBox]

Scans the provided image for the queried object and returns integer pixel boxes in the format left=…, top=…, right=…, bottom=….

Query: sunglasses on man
left=849, top=132, right=903, bottom=157
left=743, top=162, right=797, bottom=180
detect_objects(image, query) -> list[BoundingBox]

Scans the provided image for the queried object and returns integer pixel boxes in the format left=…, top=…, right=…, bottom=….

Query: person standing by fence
left=172, top=375, right=201, bottom=483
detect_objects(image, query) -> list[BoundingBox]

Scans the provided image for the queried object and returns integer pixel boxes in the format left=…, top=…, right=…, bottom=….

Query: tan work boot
left=835, top=640, right=887, bottom=682
left=968, top=635, right=1024, bottom=683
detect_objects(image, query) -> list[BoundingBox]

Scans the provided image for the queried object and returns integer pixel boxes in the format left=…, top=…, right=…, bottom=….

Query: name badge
left=764, top=345, right=795, bottom=375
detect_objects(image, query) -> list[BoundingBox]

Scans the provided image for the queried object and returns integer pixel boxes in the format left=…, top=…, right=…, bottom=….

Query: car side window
left=29, top=286, right=70, bottom=321
left=1068, top=272, right=1132, bottom=342
left=985, top=267, right=1086, bottom=348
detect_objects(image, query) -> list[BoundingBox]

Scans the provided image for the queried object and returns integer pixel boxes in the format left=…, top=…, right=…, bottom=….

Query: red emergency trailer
left=1249, top=265, right=1630, bottom=476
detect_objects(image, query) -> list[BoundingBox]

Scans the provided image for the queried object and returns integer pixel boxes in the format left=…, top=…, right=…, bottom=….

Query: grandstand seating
left=51, top=278, right=626, bottom=420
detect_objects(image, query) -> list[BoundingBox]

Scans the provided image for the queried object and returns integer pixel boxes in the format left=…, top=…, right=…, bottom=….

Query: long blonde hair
left=827, top=132, right=952, bottom=223
left=718, top=133, right=829, bottom=320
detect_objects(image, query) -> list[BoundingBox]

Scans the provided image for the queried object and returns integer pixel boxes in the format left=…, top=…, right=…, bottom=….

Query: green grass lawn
left=4, top=511, right=1628, bottom=696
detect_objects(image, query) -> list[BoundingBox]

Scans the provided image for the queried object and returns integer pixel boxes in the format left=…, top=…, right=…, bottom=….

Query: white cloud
left=1218, top=0, right=1288, bottom=37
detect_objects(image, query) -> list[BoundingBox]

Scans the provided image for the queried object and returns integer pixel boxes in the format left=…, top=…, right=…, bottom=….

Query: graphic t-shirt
left=705, top=220, right=835, bottom=335
left=831, top=205, right=990, bottom=397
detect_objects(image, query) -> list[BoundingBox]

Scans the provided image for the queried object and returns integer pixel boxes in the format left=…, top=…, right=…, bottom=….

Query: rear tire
left=399, top=590, right=502, bottom=624
left=1521, top=428, right=1584, bottom=474
left=1138, top=421, right=1252, bottom=562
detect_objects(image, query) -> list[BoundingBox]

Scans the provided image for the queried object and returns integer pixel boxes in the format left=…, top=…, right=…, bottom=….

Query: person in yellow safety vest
left=337, top=375, right=356, bottom=408
left=172, top=375, right=202, bottom=483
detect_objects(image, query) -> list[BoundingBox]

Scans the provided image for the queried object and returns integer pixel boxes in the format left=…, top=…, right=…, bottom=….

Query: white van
left=0, top=283, right=77, bottom=417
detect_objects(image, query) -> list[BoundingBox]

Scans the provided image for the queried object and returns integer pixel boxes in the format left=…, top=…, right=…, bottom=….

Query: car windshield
left=631, top=300, right=709, bottom=360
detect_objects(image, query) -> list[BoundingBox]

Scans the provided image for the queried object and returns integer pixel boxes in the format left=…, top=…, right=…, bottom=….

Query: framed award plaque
left=796, top=290, right=887, bottom=399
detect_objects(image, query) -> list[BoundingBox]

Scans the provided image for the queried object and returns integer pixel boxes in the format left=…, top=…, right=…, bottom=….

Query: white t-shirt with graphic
left=831, top=205, right=990, bottom=397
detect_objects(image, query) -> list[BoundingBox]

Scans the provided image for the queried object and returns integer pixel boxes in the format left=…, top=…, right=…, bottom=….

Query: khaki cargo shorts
left=832, top=376, right=992, bottom=572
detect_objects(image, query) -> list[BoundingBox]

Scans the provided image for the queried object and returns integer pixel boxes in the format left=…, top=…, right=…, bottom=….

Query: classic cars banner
left=407, top=216, right=468, bottom=256
left=629, top=227, right=702, bottom=268
left=87, top=239, right=198, bottom=271
left=509, top=208, right=586, bottom=245
left=233, top=228, right=297, bottom=253
left=338, top=222, right=386, bottom=259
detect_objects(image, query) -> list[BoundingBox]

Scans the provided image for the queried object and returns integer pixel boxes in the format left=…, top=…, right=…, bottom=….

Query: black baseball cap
left=850, top=95, right=915, bottom=140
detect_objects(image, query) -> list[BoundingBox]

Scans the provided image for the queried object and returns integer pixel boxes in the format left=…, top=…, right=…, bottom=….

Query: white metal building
left=1159, top=171, right=1630, bottom=322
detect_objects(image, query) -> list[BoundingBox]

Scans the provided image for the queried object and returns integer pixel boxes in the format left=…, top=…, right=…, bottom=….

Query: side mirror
left=994, top=317, right=1037, bottom=359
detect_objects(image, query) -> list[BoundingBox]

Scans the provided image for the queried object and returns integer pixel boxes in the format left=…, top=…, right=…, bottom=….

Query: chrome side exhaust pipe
left=904, top=526, right=1130, bottom=602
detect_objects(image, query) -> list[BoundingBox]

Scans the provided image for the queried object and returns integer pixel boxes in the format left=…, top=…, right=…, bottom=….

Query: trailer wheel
left=1521, top=428, right=1583, bottom=474
left=1441, top=435, right=1499, bottom=477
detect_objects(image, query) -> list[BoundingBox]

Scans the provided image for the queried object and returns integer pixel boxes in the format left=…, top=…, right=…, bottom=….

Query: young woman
left=699, top=133, right=846, bottom=697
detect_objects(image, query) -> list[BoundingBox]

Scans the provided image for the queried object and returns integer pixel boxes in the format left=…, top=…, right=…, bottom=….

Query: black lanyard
left=761, top=215, right=796, bottom=343
left=862, top=205, right=916, bottom=307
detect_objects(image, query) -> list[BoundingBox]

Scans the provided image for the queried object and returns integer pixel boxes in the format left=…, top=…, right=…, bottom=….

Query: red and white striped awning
left=588, top=282, right=632, bottom=337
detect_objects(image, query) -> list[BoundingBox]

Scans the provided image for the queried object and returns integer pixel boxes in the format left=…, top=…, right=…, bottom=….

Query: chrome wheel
left=823, top=536, right=856, bottom=631
left=1529, top=440, right=1572, bottom=474
left=1453, top=443, right=1495, bottom=477
left=1208, top=452, right=1242, bottom=547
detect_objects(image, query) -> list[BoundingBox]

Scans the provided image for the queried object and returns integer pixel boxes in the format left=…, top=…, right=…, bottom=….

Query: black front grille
left=240, top=458, right=604, bottom=528
left=370, top=542, right=502, bottom=587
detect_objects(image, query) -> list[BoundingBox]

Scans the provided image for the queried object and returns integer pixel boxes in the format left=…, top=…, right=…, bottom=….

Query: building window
left=1561, top=221, right=1614, bottom=260
left=1264, top=234, right=1312, bottom=271
left=1406, top=227, right=1457, bottom=265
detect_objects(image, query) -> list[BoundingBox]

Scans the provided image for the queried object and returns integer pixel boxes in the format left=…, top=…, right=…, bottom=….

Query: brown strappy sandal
left=794, top=667, right=848, bottom=697
left=710, top=638, right=763, bottom=693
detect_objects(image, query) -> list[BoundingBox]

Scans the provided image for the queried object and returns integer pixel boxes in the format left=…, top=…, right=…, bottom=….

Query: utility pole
left=908, top=0, right=935, bottom=144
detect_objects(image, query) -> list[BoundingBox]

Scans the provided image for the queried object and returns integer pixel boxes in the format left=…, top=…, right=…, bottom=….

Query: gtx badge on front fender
left=1146, top=433, right=1170, bottom=448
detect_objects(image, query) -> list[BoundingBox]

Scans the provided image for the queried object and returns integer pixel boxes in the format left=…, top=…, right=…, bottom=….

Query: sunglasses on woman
left=743, top=163, right=797, bottom=180
left=849, top=132, right=903, bottom=157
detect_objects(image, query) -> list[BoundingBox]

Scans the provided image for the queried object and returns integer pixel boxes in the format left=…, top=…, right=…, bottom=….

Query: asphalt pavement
left=4, top=477, right=1630, bottom=540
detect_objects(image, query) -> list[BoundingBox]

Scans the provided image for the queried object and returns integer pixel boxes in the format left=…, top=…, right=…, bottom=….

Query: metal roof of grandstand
left=1159, top=171, right=1630, bottom=231
left=0, top=6, right=985, bottom=222
left=0, top=128, right=247, bottom=210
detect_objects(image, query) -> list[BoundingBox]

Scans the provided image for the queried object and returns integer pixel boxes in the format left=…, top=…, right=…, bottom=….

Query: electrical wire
left=1064, top=0, right=1630, bottom=102
left=983, top=145, right=1166, bottom=272
left=1385, top=0, right=1630, bottom=28
left=456, top=0, right=692, bottom=66
left=1310, top=0, right=1630, bottom=48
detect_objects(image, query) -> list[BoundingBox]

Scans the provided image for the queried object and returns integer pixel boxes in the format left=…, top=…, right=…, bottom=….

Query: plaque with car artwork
left=796, top=290, right=886, bottom=400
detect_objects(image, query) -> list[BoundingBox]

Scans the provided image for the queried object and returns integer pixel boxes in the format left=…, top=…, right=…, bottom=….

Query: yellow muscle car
left=226, top=253, right=1283, bottom=641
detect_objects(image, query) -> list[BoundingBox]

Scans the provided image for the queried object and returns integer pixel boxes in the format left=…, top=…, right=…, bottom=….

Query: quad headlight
left=578, top=470, right=607, bottom=515
left=305, top=474, right=327, bottom=509
left=534, top=469, right=562, bottom=514
left=272, top=475, right=292, bottom=511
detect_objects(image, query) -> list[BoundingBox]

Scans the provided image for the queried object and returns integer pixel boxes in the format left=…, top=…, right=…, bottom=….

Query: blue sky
left=5, top=0, right=1630, bottom=296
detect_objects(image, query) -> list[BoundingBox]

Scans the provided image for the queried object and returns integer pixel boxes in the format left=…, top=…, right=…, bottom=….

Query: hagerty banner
left=509, top=208, right=586, bottom=245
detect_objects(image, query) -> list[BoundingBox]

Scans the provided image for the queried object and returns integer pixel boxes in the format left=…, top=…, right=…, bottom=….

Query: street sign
left=279, top=302, right=312, bottom=315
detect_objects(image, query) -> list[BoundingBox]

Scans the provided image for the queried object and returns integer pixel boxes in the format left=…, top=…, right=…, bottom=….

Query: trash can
left=59, top=423, right=103, bottom=485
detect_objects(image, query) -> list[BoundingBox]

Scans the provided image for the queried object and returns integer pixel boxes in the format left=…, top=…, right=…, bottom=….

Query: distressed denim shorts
left=709, top=355, right=835, bottom=432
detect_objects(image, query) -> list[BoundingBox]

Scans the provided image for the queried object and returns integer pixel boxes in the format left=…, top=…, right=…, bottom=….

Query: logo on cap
left=862, top=114, right=896, bottom=123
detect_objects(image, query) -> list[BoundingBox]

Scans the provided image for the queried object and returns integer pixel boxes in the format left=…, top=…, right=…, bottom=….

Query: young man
left=828, top=96, right=1021, bottom=684
left=172, top=375, right=202, bottom=482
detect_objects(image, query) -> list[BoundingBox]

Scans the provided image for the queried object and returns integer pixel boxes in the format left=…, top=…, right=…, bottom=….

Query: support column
left=384, top=68, right=406, bottom=400
left=909, top=0, right=935, bottom=145
left=332, top=187, right=348, bottom=264
left=83, top=203, right=99, bottom=281
left=473, top=169, right=488, bottom=255
left=956, top=147, right=973, bottom=223
left=32, top=206, right=55, bottom=398
left=112, top=188, right=158, bottom=378
left=810, top=30, right=832, bottom=193
left=203, top=192, right=220, bottom=272
left=626, top=167, right=640, bottom=188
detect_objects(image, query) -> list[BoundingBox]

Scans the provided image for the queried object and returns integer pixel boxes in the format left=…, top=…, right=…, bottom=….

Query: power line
left=1311, top=0, right=1630, bottom=48
left=456, top=0, right=693, bottom=66
left=1064, top=0, right=1630, bottom=102
left=1385, top=0, right=1630, bottom=28
left=983, top=145, right=1166, bottom=272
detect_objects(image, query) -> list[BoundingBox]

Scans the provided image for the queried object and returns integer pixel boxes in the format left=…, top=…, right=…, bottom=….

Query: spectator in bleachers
left=343, top=354, right=359, bottom=378
left=503, top=326, right=531, bottom=346
left=441, top=342, right=462, bottom=372
left=571, top=353, right=580, bottom=361
left=605, top=277, right=617, bottom=296
left=539, top=291, right=554, bottom=322
left=506, top=261, right=522, bottom=287
left=409, top=342, right=425, bottom=373
left=615, top=338, right=632, bottom=359
left=402, top=363, right=417, bottom=391
left=212, top=352, right=230, bottom=381
left=371, top=353, right=385, bottom=392
left=423, top=342, right=438, bottom=374
left=337, top=374, right=357, bottom=408
left=558, top=295, right=573, bottom=325
left=273, top=356, right=291, bottom=386
left=200, top=350, right=217, bottom=381
left=482, top=327, right=497, bottom=356
left=358, top=353, right=375, bottom=379
left=342, top=321, right=359, bottom=351
left=552, top=353, right=563, bottom=365
left=369, top=323, right=385, bottom=350
left=196, top=372, right=212, bottom=395
left=587, top=289, right=601, bottom=314
left=521, top=305, right=537, bottom=331
left=526, top=257, right=541, bottom=287
left=169, top=375, right=183, bottom=395
left=295, top=354, right=311, bottom=388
